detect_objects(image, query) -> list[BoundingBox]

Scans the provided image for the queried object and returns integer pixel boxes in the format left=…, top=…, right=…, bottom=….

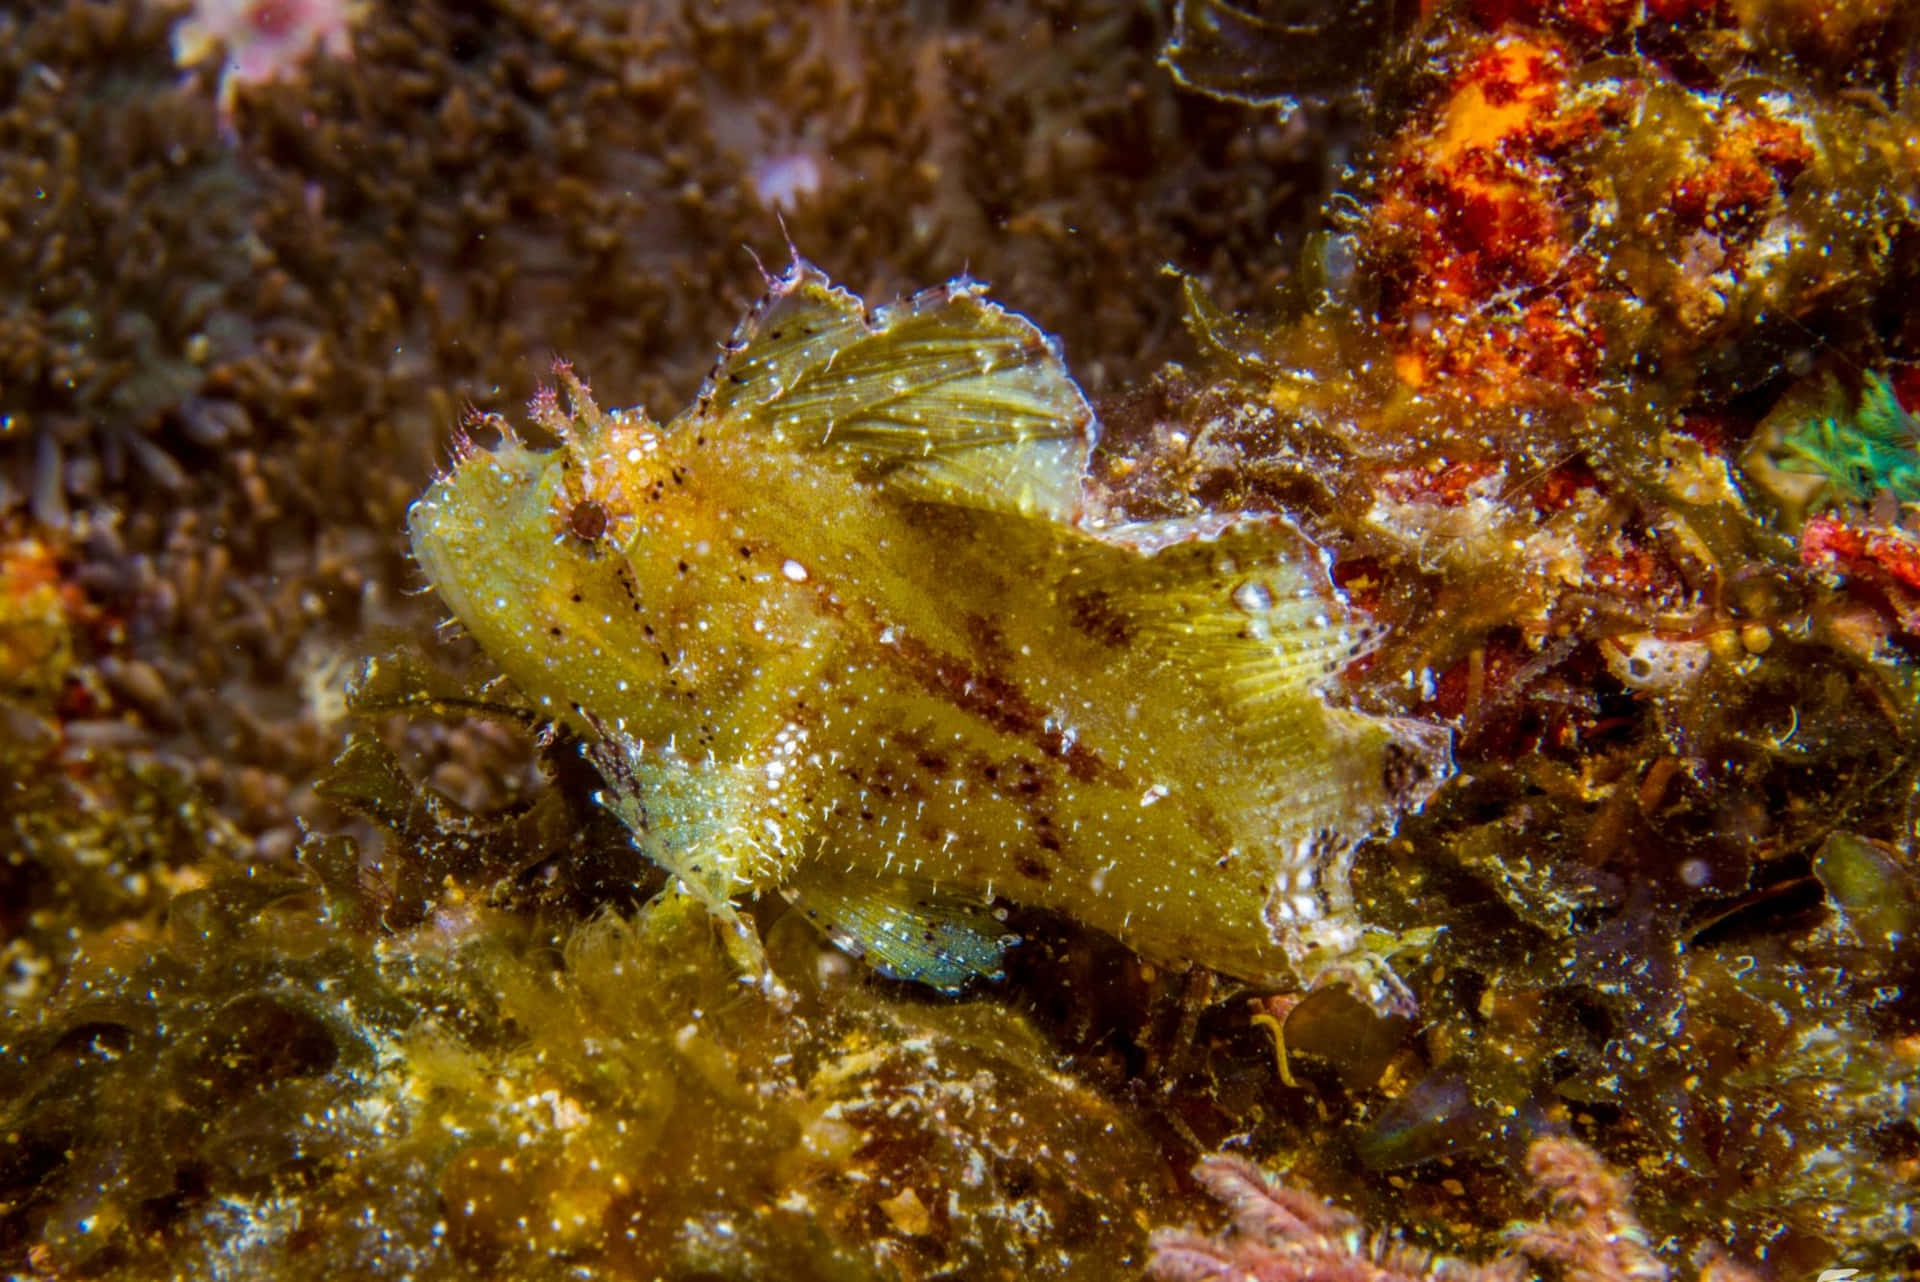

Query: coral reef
left=4, top=0, right=1920, bottom=1277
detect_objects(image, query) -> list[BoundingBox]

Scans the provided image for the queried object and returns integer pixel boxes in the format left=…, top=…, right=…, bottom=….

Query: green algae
left=2, top=649, right=1184, bottom=1278
left=6, top=880, right=1176, bottom=1279
left=1777, top=373, right=1920, bottom=511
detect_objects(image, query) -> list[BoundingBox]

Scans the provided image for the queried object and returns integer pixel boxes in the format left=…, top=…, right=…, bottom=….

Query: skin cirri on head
left=406, top=256, right=1453, bottom=1015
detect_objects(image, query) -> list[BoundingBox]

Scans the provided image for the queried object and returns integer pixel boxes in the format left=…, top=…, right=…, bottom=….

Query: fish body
left=408, top=262, right=1450, bottom=1012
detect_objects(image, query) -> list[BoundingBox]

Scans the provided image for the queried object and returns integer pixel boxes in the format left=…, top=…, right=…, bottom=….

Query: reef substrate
left=3, top=0, right=1920, bottom=1278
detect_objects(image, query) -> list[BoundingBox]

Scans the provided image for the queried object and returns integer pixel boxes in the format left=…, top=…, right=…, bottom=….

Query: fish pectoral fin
left=584, top=724, right=797, bottom=911
left=586, top=726, right=801, bottom=1003
left=781, top=872, right=1020, bottom=995
left=687, top=257, right=1094, bottom=522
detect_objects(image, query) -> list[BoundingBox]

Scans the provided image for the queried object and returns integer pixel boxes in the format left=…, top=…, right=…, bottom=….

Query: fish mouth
left=406, top=480, right=498, bottom=642
left=406, top=443, right=549, bottom=638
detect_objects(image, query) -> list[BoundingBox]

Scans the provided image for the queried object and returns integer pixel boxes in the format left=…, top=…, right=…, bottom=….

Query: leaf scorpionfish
left=407, top=259, right=1452, bottom=1014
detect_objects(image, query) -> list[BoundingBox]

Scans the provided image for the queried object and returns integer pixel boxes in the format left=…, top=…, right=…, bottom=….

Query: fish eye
left=568, top=499, right=610, bottom=543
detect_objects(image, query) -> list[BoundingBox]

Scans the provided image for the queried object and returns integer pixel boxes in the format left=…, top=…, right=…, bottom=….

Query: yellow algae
left=408, top=260, right=1451, bottom=1013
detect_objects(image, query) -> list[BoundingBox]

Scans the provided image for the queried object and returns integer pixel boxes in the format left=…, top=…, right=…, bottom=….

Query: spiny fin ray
left=687, top=258, right=1093, bottom=522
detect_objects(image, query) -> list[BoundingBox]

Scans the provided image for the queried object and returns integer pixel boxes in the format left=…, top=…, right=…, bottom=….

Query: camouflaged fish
left=408, top=259, right=1452, bottom=1014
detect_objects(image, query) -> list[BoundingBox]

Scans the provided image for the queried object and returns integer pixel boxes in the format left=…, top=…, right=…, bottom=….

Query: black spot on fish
left=614, top=565, right=644, bottom=610
left=1015, top=855, right=1052, bottom=882
left=1067, top=589, right=1135, bottom=648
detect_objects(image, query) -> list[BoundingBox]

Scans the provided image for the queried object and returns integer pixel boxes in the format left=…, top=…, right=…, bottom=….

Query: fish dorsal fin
left=687, top=259, right=1094, bottom=522
left=1080, top=514, right=1386, bottom=742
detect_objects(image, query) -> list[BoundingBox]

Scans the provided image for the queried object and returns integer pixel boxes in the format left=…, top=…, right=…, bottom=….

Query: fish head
left=407, top=372, right=761, bottom=732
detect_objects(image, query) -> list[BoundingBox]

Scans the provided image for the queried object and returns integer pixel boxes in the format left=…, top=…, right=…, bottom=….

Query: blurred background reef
left=3, top=0, right=1920, bottom=1278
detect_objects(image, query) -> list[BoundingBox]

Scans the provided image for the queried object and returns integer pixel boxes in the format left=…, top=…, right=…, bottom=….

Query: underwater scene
left=3, top=0, right=1920, bottom=1277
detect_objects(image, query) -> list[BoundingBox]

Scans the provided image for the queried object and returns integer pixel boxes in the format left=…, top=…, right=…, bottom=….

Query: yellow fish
left=407, top=260, right=1450, bottom=1013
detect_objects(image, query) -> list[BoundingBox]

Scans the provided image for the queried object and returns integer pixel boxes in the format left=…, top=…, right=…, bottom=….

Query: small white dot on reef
left=1604, top=632, right=1711, bottom=692
left=751, top=151, right=824, bottom=212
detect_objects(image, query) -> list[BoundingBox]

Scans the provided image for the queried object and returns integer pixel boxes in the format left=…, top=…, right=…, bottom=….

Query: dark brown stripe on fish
left=735, top=526, right=1113, bottom=786
left=878, top=628, right=1114, bottom=785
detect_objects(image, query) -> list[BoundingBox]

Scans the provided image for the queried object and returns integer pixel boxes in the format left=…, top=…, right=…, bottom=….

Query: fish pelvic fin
left=781, top=869, right=1019, bottom=995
